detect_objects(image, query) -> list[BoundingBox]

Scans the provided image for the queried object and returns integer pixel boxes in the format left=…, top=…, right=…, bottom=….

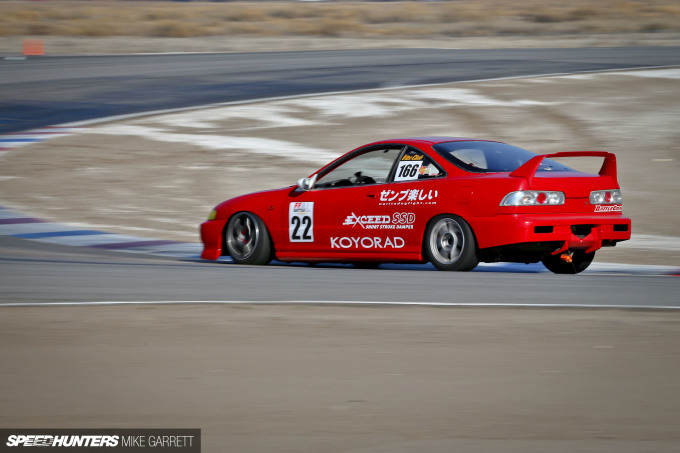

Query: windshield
left=432, top=141, right=576, bottom=173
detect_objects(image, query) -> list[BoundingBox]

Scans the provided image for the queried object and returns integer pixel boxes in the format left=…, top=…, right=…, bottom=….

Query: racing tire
left=225, top=212, right=273, bottom=265
left=541, top=250, right=595, bottom=274
left=424, top=215, right=479, bottom=271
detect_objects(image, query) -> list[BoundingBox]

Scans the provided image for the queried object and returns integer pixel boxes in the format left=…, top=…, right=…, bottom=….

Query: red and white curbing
left=0, top=206, right=202, bottom=258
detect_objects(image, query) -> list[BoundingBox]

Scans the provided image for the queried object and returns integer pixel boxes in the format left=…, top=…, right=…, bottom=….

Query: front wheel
left=542, top=250, right=594, bottom=274
left=424, top=215, right=478, bottom=271
left=225, top=212, right=273, bottom=265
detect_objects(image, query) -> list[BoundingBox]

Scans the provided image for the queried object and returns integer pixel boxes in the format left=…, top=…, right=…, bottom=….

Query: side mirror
left=296, top=174, right=317, bottom=191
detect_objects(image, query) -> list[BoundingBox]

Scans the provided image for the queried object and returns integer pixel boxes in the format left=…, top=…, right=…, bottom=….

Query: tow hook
left=560, top=251, right=574, bottom=263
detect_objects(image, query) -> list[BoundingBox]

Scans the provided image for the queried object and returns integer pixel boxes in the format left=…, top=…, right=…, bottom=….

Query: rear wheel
left=225, top=212, right=273, bottom=265
left=541, top=250, right=595, bottom=274
left=424, top=215, right=478, bottom=271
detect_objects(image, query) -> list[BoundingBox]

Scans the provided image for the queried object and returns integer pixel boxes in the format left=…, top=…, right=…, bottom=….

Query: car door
left=379, top=146, right=446, bottom=256
left=279, top=146, right=403, bottom=260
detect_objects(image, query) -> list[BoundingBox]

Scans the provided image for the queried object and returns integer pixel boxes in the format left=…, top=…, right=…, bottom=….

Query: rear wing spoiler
left=509, top=151, right=617, bottom=186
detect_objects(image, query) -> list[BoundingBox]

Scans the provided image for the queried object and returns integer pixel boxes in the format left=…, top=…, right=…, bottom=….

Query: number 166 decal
left=289, top=202, right=314, bottom=242
left=394, top=160, right=423, bottom=181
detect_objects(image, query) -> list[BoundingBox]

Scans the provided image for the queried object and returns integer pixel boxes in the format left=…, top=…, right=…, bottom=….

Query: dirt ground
left=1, top=305, right=679, bottom=452
left=2, top=34, right=680, bottom=56
left=1, top=68, right=678, bottom=265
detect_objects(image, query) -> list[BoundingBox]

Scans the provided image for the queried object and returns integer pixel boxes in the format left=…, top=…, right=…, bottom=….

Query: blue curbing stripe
left=11, top=230, right=106, bottom=239
left=91, top=240, right=180, bottom=250
left=0, top=218, right=44, bottom=225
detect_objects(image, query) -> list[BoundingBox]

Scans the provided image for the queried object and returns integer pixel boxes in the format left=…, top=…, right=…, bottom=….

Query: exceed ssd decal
left=343, top=212, right=415, bottom=229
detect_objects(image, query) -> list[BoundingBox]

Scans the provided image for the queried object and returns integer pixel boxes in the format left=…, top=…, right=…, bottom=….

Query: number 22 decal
left=289, top=202, right=314, bottom=242
left=291, top=215, right=312, bottom=240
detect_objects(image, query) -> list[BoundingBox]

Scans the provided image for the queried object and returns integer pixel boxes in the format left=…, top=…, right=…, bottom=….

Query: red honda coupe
left=200, top=137, right=631, bottom=274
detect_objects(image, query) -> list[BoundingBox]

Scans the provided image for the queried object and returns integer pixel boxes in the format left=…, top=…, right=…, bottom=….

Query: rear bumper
left=200, top=219, right=227, bottom=260
left=472, top=214, right=631, bottom=253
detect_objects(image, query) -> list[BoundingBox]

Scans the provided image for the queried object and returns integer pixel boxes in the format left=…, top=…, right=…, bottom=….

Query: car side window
left=315, top=148, right=401, bottom=189
left=393, top=148, right=443, bottom=182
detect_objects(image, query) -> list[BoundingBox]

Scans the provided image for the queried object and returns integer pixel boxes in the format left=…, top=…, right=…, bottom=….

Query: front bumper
left=472, top=213, right=631, bottom=253
left=200, top=219, right=228, bottom=260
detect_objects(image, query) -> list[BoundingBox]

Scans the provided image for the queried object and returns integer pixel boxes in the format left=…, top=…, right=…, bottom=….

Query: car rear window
left=432, top=141, right=576, bottom=173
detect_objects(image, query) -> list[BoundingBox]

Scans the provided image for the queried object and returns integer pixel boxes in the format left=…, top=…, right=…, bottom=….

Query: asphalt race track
left=1, top=47, right=679, bottom=304
left=2, top=47, right=680, bottom=133
left=0, top=235, right=678, bottom=307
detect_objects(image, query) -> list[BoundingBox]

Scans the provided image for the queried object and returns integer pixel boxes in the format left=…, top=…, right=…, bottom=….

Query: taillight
left=500, top=191, right=565, bottom=206
left=590, top=189, right=622, bottom=205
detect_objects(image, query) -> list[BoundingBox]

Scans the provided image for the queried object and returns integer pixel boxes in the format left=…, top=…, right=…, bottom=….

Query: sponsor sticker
left=594, top=205, right=622, bottom=213
left=330, top=236, right=405, bottom=249
left=343, top=212, right=415, bottom=230
left=379, top=189, right=438, bottom=205
left=289, top=202, right=314, bottom=242
left=418, top=165, right=440, bottom=177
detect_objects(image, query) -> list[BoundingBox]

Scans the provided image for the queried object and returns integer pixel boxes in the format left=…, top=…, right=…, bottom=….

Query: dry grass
left=1, top=0, right=680, bottom=38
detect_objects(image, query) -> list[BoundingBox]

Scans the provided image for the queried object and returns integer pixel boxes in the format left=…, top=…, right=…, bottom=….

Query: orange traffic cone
left=23, top=39, right=45, bottom=56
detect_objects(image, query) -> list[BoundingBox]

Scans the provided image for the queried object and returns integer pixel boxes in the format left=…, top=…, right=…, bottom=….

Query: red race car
left=201, top=137, right=631, bottom=274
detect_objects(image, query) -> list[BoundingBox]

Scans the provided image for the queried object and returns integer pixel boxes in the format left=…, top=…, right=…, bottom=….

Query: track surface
left=2, top=47, right=679, bottom=133
left=1, top=47, right=679, bottom=304
left=1, top=236, right=678, bottom=307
